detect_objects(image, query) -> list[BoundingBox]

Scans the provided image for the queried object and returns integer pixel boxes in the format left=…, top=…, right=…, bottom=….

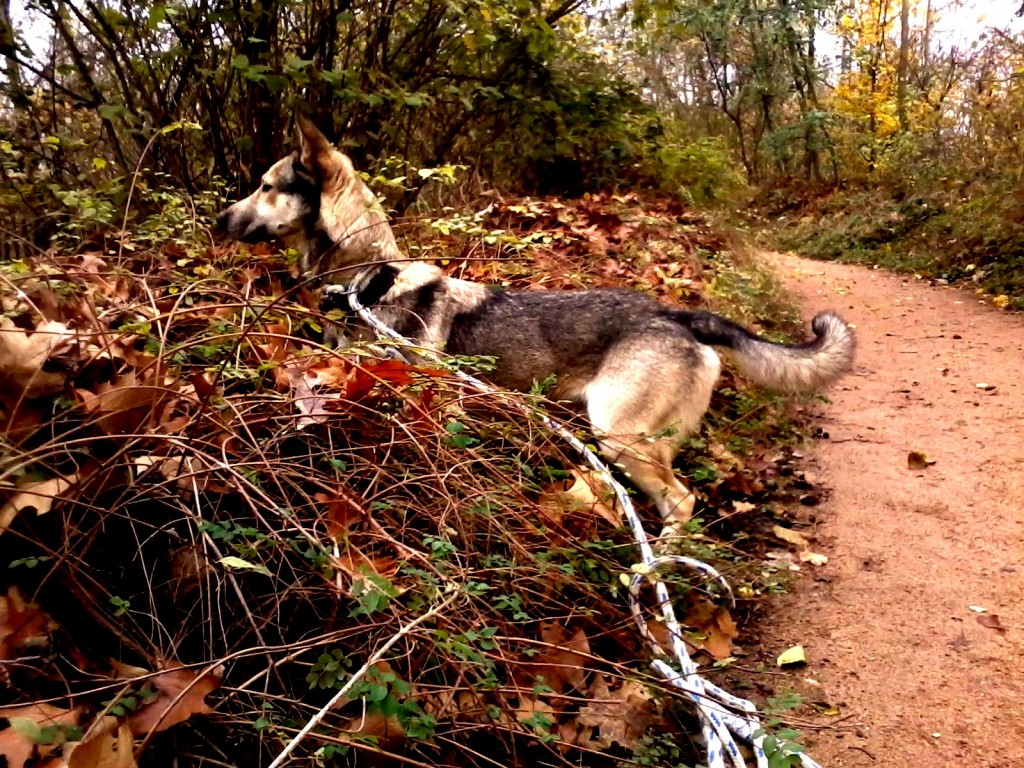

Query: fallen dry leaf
left=907, top=451, right=936, bottom=470
left=66, top=721, right=136, bottom=768
left=0, top=586, right=57, bottom=659
left=513, top=622, right=592, bottom=695
left=777, top=644, right=807, bottom=668
left=0, top=703, right=79, bottom=768
left=124, top=663, right=222, bottom=735
left=78, top=370, right=175, bottom=435
left=0, top=318, right=74, bottom=400
left=0, top=474, right=78, bottom=533
left=773, top=525, right=827, bottom=567
left=313, top=489, right=398, bottom=582
left=285, top=363, right=344, bottom=429
left=576, top=676, right=658, bottom=751
left=334, top=547, right=398, bottom=583
left=773, top=524, right=810, bottom=550
left=316, top=487, right=367, bottom=536
left=513, top=695, right=557, bottom=726
left=976, top=614, right=1007, bottom=635
left=799, top=550, right=829, bottom=566
left=679, top=595, right=738, bottom=660
left=539, top=469, right=620, bottom=526
left=810, top=701, right=841, bottom=717
left=133, top=454, right=209, bottom=492
left=337, top=710, right=405, bottom=751
left=252, top=322, right=300, bottom=389
left=731, top=500, right=757, bottom=514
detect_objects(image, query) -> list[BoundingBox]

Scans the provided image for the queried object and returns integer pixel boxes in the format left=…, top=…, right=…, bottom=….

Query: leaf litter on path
left=772, top=524, right=828, bottom=566
left=907, top=451, right=936, bottom=470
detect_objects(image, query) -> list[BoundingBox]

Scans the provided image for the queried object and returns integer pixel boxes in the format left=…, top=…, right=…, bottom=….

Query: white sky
left=930, top=0, right=1023, bottom=46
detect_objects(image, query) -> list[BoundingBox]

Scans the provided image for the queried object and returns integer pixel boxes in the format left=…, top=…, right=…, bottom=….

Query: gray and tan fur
left=216, top=116, right=403, bottom=278
left=218, top=118, right=856, bottom=530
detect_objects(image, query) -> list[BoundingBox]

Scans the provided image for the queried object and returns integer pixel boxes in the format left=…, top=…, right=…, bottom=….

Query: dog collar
left=353, top=264, right=398, bottom=309
left=321, top=264, right=398, bottom=315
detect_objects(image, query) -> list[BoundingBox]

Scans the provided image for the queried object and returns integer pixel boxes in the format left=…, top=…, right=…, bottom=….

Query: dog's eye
left=261, top=183, right=272, bottom=192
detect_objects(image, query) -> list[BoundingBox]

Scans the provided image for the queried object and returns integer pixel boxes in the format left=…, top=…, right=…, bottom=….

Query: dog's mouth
left=239, top=223, right=274, bottom=243
left=217, top=213, right=275, bottom=244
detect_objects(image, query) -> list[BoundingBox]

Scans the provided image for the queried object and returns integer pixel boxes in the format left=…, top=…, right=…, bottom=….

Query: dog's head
left=216, top=117, right=358, bottom=246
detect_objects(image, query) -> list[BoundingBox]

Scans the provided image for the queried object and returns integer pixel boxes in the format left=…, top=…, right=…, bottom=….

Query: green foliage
left=7, top=718, right=83, bottom=747
left=422, top=534, right=458, bottom=560
left=648, top=134, right=748, bottom=205
left=632, top=733, right=693, bottom=767
left=108, top=595, right=131, bottom=617
left=764, top=691, right=807, bottom=721
left=492, top=591, right=529, bottom=619
left=0, top=0, right=670, bottom=207
left=52, top=188, right=118, bottom=234
left=444, top=419, right=480, bottom=449
left=758, top=728, right=807, bottom=768
left=767, top=183, right=1024, bottom=307
left=307, top=650, right=351, bottom=690
left=349, top=574, right=400, bottom=617
left=9, top=555, right=51, bottom=569
left=103, top=688, right=156, bottom=717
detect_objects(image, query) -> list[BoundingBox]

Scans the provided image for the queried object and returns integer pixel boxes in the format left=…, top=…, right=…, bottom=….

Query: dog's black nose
left=215, top=210, right=230, bottom=232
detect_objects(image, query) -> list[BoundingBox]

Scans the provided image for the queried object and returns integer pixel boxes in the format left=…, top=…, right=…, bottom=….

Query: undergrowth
left=757, top=182, right=1024, bottom=310
left=0, top=192, right=820, bottom=767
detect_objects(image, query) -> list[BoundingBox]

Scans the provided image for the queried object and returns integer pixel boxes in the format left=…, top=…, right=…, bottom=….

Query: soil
left=756, top=252, right=1024, bottom=767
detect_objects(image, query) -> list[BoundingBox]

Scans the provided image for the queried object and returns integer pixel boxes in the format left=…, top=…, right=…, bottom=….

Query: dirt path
left=758, top=253, right=1024, bottom=767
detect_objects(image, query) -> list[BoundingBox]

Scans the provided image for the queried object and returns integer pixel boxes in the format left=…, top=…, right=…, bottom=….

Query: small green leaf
left=147, top=3, right=166, bottom=28
left=97, top=104, right=124, bottom=122
left=219, top=555, right=271, bottom=576
left=9, top=718, right=43, bottom=743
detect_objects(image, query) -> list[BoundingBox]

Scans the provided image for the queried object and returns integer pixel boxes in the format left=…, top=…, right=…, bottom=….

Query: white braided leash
left=346, top=285, right=822, bottom=768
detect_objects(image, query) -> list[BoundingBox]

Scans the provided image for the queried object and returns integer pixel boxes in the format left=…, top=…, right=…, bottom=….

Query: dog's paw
left=323, top=322, right=355, bottom=350
left=319, top=284, right=352, bottom=314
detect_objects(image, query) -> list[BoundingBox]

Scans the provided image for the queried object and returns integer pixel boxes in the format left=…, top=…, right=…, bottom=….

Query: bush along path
left=0, top=195, right=828, bottom=768
left=758, top=252, right=1024, bottom=767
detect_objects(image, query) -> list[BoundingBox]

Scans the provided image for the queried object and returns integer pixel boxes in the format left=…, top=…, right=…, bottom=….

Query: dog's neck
left=299, top=175, right=406, bottom=283
left=293, top=229, right=338, bottom=277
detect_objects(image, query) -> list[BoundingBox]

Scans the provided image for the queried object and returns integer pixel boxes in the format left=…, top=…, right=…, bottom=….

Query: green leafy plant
left=349, top=574, right=400, bottom=617
left=307, top=649, right=351, bottom=690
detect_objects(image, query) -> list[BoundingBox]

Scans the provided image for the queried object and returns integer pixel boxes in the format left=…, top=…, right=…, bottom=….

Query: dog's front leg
left=319, top=284, right=357, bottom=349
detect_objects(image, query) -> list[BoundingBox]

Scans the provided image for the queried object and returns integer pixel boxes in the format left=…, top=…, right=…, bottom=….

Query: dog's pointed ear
left=295, top=115, right=333, bottom=172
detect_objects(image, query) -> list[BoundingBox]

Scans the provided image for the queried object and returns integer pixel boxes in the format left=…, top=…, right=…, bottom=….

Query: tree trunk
left=922, top=0, right=933, bottom=69
left=897, top=0, right=911, bottom=132
left=0, top=0, right=28, bottom=108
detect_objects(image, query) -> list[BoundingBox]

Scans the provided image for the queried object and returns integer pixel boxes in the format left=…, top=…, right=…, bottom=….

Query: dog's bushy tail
left=677, top=310, right=855, bottom=393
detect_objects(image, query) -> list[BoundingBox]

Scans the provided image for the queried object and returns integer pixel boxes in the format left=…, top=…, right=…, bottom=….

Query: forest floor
left=756, top=252, right=1024, bottom=767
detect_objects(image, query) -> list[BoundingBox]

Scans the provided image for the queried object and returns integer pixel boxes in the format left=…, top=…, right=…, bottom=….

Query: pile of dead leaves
left=404, top=193, right=728, bottom=304
left=0, top=196, right=811, bottom=767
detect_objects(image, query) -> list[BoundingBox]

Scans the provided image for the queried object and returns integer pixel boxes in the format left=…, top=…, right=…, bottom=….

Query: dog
left=217, top=117, right=855, bottom=529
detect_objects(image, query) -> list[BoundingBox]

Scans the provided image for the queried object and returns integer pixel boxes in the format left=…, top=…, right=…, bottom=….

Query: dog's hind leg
left=593, top=430, right=697, bottom=527
left=585, top=344, right=720, bottom=535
